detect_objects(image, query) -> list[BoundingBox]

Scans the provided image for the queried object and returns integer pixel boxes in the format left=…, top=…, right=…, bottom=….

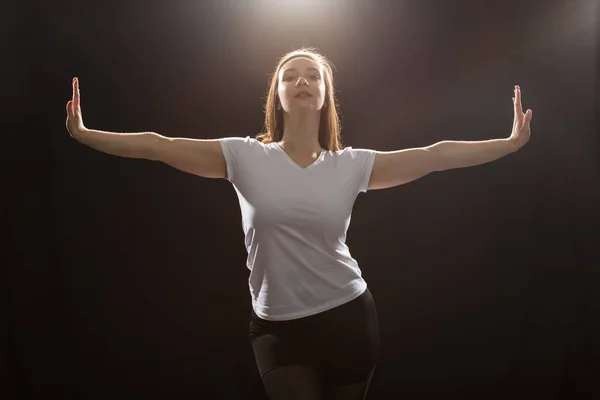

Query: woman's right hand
left=66, top=77, right=85, bottom=138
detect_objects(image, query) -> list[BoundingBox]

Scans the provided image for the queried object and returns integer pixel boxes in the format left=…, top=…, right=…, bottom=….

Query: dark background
left=3, top=0, right=599, bottom=398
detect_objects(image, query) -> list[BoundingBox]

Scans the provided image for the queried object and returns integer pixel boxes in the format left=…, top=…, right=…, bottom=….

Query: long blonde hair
left=256, top=47, right=343, bottom=151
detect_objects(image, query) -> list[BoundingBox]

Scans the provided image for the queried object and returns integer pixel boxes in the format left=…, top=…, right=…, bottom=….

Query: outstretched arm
left=66, top=77, right=227, bottom=179
left=368, top=85, right=533, bottom=191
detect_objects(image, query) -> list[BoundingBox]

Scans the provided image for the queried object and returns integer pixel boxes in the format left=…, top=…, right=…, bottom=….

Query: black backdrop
left=4, top=0, right=599, bottom=398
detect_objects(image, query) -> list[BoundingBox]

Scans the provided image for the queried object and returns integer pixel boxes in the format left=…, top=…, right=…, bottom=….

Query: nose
left=295, top=77, right=309, bottom=87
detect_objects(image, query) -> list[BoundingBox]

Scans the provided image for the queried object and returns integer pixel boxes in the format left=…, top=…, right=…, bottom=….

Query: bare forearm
left=73, top=128, right=163, bottom=160
left=427, top=138, right=518, bottom=171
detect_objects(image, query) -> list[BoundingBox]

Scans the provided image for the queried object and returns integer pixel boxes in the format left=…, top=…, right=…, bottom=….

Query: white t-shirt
left=220, top=136, right=376, bottom=321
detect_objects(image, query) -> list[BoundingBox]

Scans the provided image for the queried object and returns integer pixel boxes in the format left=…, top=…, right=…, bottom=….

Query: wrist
left=72, top=126, right=88, bottom=141
left=506, top=136, right=522, bottom=153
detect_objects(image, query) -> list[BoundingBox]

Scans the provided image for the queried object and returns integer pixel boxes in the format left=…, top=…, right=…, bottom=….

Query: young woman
left=65, top=47, right=533, bottom=400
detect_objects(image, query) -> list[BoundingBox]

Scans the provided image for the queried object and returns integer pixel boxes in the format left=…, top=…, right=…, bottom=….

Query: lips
left=295, top=91, right=312, bottom=97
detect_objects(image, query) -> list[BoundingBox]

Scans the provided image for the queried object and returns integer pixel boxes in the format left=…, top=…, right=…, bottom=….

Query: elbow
left=147, top=134, right=168, bottom=161
left=423, top=146, right=446, bottom=172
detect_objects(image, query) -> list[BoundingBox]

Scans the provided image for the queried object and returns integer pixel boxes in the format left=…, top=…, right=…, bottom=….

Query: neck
left=279, top=109, right=322, bottom=154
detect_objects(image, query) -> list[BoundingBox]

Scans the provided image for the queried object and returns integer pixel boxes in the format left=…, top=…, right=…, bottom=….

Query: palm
left=510, top=85, right=533, bottom=148
left=66, top=77, right=85, bottom=137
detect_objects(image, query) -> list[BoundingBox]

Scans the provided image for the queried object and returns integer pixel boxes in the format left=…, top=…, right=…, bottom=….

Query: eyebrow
left=282, top=67, right=320, bottom=73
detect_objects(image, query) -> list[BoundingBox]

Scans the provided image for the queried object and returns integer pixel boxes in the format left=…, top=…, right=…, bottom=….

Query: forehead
left=280, top=56, right=322, bottom=74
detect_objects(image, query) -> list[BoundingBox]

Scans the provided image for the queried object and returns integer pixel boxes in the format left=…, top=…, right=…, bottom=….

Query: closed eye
left=282, top=75, right=321, bottom=82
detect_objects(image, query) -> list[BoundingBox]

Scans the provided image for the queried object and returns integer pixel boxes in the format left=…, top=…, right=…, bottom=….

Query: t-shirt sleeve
left=219, top=136, right=257, bottom=183
left=342, top=147, right=377, bottom=194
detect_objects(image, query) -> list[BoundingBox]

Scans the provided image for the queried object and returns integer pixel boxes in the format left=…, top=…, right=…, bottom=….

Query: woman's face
left=277, top=57, right=326, bottom=113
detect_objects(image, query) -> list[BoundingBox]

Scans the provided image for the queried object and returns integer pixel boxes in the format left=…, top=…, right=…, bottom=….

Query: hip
left=249, top=287, right=378, bottom=343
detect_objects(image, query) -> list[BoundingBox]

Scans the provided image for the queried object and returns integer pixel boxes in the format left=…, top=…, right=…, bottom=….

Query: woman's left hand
left=509, top=85, right=533, bottom=150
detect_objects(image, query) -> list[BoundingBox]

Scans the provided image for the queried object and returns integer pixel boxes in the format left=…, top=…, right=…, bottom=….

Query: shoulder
left=220, top=135, right=263, bottom=148
left=327, top=146, right=376, bottom=163
left=220, top=135, right=280, bottom=166
left=220, top=135, right=273, bottom=154
left=219, top=136, right=274, bottom=182
left=338, top=146, right=376, bottom=156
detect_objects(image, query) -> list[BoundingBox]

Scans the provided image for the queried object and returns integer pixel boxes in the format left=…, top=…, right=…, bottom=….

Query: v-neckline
left=273, top=142, right=325, bottom=170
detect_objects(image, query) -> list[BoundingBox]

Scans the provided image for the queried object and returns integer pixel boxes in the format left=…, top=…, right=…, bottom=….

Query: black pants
left=249, top=288, right=379, bottom=386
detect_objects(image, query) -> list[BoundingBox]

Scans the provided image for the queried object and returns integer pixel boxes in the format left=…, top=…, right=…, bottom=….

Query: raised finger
left=514, top=85, right=523, bottom=115
left=74, top=77, right=80, bottom=110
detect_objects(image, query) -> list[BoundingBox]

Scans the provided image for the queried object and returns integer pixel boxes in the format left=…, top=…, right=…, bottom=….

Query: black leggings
left=249, top=287, right=379, bottom=396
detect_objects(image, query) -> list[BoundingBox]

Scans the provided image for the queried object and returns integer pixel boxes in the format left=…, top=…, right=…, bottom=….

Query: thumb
left=525, top=109, right=533, bottom=124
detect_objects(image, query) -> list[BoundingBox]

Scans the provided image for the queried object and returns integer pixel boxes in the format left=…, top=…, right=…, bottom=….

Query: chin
left=290, top=106, right=319, bottom=114
left=293, top=101, right=319, bottom=110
